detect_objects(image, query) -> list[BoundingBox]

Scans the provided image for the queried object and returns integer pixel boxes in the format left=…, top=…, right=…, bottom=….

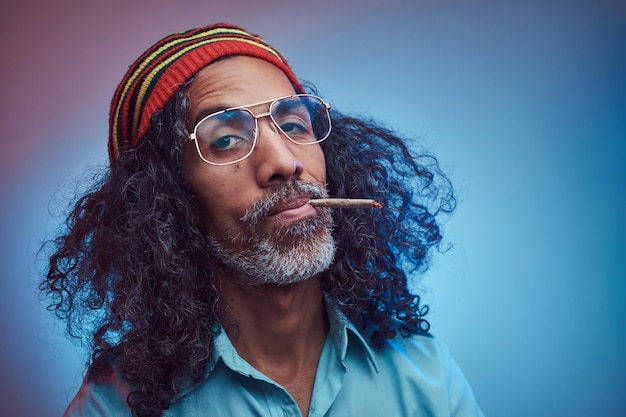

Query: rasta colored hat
left=108, top=23, right=303, bottom=162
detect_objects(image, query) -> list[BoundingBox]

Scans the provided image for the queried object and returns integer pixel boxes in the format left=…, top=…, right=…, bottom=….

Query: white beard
left=206, top=181, right=336, bottom=292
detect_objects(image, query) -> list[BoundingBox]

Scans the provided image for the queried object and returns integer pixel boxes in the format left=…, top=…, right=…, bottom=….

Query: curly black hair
left=41, top=83, right=455, bottom=417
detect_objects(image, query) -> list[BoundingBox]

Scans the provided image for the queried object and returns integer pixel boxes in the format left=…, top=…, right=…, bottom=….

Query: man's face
left=182, top=56, right=335, bottom=290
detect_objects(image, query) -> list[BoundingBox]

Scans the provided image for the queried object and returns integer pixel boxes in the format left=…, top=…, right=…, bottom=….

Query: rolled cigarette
left=308, top=198, right=383, bottom=209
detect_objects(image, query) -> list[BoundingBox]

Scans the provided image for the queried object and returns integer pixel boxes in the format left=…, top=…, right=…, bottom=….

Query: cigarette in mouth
left=308, top=198, right=383, bottom=209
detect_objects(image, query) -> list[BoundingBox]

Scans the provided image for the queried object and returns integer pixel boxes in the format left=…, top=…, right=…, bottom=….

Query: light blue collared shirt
left=65, top=304, right=484, bottom=417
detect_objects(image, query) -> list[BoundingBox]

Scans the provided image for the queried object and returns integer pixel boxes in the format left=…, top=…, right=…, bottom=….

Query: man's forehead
left=186, top=56, right=297, bottom=125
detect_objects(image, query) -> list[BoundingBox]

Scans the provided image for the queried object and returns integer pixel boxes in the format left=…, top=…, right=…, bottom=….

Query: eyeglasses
left=187, top=94, right=332, bottom=166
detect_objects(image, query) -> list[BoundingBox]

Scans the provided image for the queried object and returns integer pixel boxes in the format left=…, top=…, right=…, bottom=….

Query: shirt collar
left=324, top=296, right=379, bottom=372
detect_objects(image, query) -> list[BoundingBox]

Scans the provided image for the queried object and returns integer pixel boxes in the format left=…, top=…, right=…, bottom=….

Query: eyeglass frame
left=185, top=93, right=332, bottom=166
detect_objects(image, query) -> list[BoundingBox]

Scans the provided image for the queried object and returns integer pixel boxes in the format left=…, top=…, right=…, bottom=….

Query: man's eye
left=277, top=113, right=313, bottom=137
left=280, top=121, right=308, bottom=135
left=210, top=135, right=245, bottom=150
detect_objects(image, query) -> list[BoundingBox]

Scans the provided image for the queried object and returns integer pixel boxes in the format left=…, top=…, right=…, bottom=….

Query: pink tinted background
left=2, top=1, right=625, bottom=416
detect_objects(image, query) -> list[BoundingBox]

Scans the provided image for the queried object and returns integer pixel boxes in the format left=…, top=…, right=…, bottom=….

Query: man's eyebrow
left=190, top=100, right=274, bottom=127
left=191, top=105, right=229, bottom=127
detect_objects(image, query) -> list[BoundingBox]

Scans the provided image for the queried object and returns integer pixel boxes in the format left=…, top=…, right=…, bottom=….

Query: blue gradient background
left=1, top=0, right=624, bottom=415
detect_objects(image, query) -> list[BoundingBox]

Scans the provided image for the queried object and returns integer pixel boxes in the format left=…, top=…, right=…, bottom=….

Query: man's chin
left=207, top=223, right=336, bottom=291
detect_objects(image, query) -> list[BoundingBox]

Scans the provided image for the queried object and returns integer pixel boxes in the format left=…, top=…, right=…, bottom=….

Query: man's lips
left=267, top=195, right=316, bottom=219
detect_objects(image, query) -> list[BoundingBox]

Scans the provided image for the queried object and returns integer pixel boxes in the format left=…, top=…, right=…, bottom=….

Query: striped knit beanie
left=108, top=23, right=303, bottom=162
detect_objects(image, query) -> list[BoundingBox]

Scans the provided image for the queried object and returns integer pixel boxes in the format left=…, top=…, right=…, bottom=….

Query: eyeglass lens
left=194, top=95, right=330, bottom=165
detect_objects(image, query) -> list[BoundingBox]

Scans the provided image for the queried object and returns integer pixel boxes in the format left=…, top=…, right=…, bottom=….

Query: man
left=42, top=24, right=483, bottom=416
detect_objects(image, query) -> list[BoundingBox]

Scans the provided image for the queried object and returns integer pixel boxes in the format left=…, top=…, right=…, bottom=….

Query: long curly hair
left=41, top=82, right=455, bottom=416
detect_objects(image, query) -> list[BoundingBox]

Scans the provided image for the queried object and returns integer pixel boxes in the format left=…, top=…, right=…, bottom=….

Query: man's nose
left=252, top=118, right=304, bottom=186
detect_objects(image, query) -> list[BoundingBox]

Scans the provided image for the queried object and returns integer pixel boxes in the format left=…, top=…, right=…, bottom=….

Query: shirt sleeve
left=440, top=340, right=485, bottom=417
left=63, top=366, right=133, bottom=417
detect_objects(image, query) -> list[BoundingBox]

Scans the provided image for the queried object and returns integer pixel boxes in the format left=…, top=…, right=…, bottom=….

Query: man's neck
left=218, top=276, right=328, bottom=417
left=219, top=276, right=328, bottom=367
